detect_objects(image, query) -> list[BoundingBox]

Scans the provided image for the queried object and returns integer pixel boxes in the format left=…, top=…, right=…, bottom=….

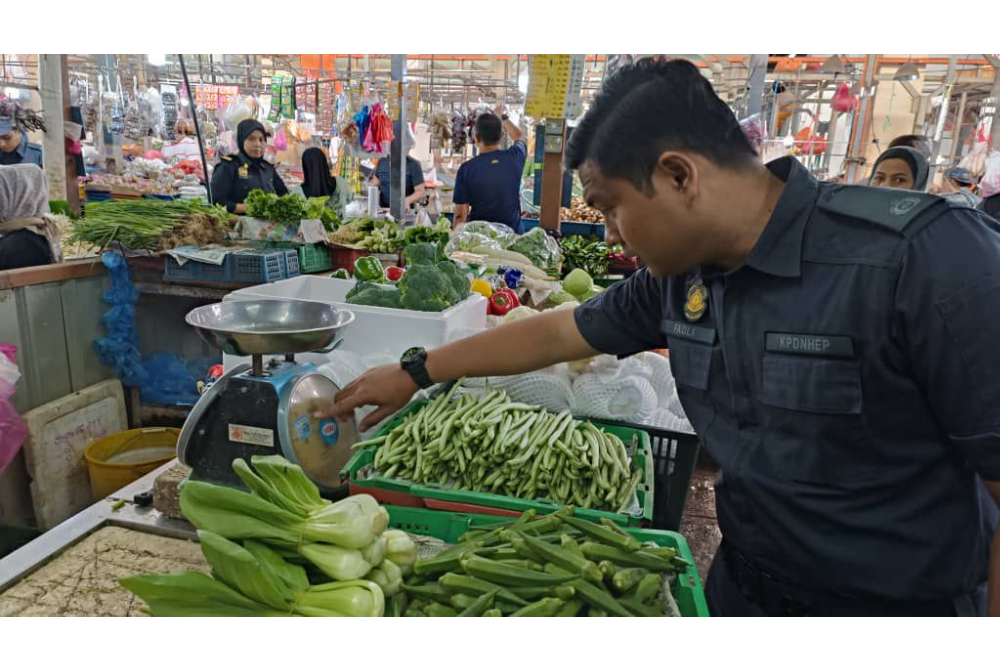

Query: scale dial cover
left=278, top=372, right=359, bottom=490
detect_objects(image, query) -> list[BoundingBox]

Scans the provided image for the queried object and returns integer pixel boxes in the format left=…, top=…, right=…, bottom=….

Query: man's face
left=579, top=159, right=705, bottom=278
left=0, top=128, right=21, bottom=153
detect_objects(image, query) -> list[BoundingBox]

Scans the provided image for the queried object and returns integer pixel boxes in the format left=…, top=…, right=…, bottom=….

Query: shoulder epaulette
left=817, top=185, right=946, bottom=233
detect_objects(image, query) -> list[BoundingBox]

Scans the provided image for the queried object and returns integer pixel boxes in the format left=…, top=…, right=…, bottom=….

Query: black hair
left=565, top=59, right=757, bottom=194
left=888, top=134, right=931, bottom=157
left=475, top=113, right=503, bottom=145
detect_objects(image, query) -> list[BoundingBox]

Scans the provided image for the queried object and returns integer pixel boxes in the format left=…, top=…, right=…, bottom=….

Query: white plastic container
left=223, top=275, right=488, bottom=370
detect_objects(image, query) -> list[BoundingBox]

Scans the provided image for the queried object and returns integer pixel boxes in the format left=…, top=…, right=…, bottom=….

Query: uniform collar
left=16, top=133, right=28, bottom=157
left=743, top=157, right=817, bottom=278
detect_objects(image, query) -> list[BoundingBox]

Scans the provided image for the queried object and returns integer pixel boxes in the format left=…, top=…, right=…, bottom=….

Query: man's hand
left=314, top=364, right=418, bottom=432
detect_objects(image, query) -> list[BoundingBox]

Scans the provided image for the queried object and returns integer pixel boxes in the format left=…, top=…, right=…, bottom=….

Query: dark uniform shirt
left=210, top=152, right=288, bottom=213
left=0, top=133, right=43, bottom=168
left=575, top=157, right=1000, bottom=602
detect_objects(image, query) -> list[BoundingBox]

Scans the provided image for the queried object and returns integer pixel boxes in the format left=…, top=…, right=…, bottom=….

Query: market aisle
left=678, top=465, right=722, bottom=585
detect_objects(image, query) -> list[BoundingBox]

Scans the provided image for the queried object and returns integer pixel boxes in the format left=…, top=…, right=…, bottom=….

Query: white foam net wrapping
left=465, top=368, right=574, bottom=414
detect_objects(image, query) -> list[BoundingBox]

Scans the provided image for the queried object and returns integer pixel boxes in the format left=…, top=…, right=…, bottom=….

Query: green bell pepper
left=354, top=256, right=385, bottom=283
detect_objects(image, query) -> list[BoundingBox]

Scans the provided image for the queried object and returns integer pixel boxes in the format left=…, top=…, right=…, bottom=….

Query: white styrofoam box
left=222, top=275, right=488, bottom=371
left=21, top=380, right=127, bottom=529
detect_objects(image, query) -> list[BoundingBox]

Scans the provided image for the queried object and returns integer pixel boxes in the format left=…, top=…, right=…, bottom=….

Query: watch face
left=401, top=347, right=423, bottom=364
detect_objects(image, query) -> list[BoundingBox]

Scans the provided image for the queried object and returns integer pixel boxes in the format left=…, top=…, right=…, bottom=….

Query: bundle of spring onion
left=353, top=387, right=642, bottom=512
left=120, top=455, right=417, bottom=616
left=398, top=507, right=690, bottom=617
left=69, top=199, right=232, bottom=251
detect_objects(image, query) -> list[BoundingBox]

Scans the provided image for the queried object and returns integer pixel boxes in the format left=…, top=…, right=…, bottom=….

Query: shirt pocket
left=664, top=320, right=717, bottom=433
left=760, top=353, right=878, bottom=485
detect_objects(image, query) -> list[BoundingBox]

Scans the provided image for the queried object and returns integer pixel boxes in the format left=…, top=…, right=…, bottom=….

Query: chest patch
left=238, top=164, right=249, bottom=179
left=765, top=332, right=855, bottom=358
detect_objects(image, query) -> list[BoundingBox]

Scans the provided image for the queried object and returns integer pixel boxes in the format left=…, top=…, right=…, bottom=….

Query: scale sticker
left=293, top=416, right=313, bottom=441
left=228, top=423, right=275, bottom=447
left=319, top=419, right=340, bottom=446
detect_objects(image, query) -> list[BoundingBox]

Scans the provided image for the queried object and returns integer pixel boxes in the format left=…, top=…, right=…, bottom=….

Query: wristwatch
left=501, top=113, right=509, bottom=121
left=400, top=346, right=433, bottom=389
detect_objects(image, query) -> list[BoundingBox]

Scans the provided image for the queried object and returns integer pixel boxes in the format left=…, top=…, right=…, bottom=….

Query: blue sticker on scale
left=294, top=416, right=313, bottom=441
left=319, top=419, right=340, bottom=446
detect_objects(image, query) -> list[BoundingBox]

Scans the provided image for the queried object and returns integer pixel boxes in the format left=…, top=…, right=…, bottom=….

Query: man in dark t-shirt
left=453, top=110, right=527, bottom=232
left=373, top=155, right=426, bottom=209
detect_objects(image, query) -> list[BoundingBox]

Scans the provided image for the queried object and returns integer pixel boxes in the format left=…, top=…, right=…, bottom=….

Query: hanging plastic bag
left=0, top=343, right=28, bottom=476
left=273, top=126, right=288, bottom=151
left=980, top=149, right=1000, bottom=198
left=831, top=82, right=858, bottom=113
left=508, top=227, right=563, bottom=277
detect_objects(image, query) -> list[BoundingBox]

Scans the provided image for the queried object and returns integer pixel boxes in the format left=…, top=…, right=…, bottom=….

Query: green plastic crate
left=260, top=241, right=333, bottom=273
left=384, top=505, right=709, bottom=617
left=342, top=401, right=655, bottom=526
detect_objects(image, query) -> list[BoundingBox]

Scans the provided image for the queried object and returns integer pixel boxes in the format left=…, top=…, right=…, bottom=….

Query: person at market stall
left=319, top=59, right=1000, bottom=617
left=0, top=100, right=45, bottom=168
left=295, top=147, right=351, bottom=220
left=370, top=123, right=426, bottom=209
left=452, top=109, right=527, bottom=232
left=888, top=133, right=932, bottom=158
left=868, top=146, right=929, bottom=191
left=0, top=164, right=63, bottom=270
left=210, top=118, right=288, bottom=214
left=940, top=166, right=982, bottom=208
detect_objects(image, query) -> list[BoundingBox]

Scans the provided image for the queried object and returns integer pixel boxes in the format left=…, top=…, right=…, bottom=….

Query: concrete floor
left=678, top=465, right=722, bottom=585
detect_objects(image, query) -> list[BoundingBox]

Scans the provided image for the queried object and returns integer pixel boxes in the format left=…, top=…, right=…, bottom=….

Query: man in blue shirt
left=453, top=110, right=526, bottom=232
left=0, top=105, right=44, bottom=168
left=322, top=60, right=1000, bottom=616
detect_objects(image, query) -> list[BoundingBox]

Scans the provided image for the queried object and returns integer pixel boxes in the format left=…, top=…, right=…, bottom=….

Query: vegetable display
left=352, top=386, right=642, bottom=512
left=396, top=507, right=689, bottom=617
left=507, top=228, right=562, bottom=277
left=121, top=455, right=417, bottom=617
left=347, top=243, right=470, bottom=313
left=488, top=288, right=520, bottom=316
left=560, top=235, right=609, bottom=279
left=245, top=189, right=307, bottom=223
left=69, top=199, right=232, bottom=251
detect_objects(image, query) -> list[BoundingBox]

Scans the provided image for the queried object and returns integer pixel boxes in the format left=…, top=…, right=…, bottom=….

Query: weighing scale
left=177, top=299, right=358, bottom=495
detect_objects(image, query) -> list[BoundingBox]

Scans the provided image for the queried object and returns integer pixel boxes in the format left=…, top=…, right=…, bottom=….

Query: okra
left=457, top=588, right=499, bottom=617
left=612, top=567, right=649, bottom=594
left=463, top=556, right=575, bottom=586
left=425, top=602, right=458, bottom=617
left=598, top=560, right=617, bottom=584
left=544, top=562, right=574, bottom=576
left=633, top=573, right=663, bottom=602
left=556, top=599, right=585, bottom=617
left=508, top=584, right=576, bottom=601
left=509, top=597, right=564, bottom=617
left=412, top=552, right=463, bottom=577
left=437, top=572, right=528, bottom=606
left=483, top=608, right=503, bottom=617
left=401, top=582, right=454, bottom=605
left=514, top=532, right=603, bottom=584
left=560, top=534, right=584, bottom=556
left=588, top=608, right=608, bottom=617
left=403, top=608, right=426, bottom=617
left=620, top=597, right=665, bottom=617
left=563, top=516, right=641, bottom=552
left=580, top=542, right=676, bottom=572
left=569, top=578, right=634, bottom=617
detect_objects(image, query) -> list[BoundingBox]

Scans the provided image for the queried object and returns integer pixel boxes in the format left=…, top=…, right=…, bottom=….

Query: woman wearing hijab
left=0, top=164, right=63, bottom=270
left=869, top=146, right=929, bottom=191
left=210, top=119, right=288, bottom=214
left=295, top=147, right=351, bottom=219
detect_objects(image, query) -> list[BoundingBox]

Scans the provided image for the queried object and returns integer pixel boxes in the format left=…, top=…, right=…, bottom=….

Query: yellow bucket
left=84, top=427, right=180, bottom=500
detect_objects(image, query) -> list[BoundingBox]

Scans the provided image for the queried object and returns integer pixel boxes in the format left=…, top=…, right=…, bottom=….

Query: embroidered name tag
left=765, top=332, right=855, bottom=358
left=664, top=320, right=716, bottom=345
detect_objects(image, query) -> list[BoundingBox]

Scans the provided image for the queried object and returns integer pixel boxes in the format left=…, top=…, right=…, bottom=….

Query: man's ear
left=655, top=152, right=699, bottom=203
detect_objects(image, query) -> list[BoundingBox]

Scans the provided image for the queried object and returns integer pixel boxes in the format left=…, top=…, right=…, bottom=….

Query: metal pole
left=991, top=69, right=1000, bottom=151
left=947, top=91, right=968, bottom=167
left=178, top=54, right=213, bottom=204
left=845, top=54, right=878, bottom=184
left=928, top=55, right=958, bottom=185
left=390, top=54, right=407, bottom=221
left=744, top=54, right=769, bottom=118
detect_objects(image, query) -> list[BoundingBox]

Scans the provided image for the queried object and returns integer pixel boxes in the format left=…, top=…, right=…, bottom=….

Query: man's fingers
left=359, top=404, right=396, bottom=432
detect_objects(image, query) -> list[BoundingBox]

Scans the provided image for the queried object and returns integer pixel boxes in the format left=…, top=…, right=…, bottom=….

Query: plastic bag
left=139, top=352, right=219, bottom=406
left=831, top=82, right=858, bottom=113
left=0, top=343, right=28, bottom=476
left=446, top=220, right=517, bottom=254
left=224, top=95, right=253, bottom=130
left=508, top=227, right=563, bottom=276
left=738, top=113, right=766, bottom=153
left=981, top=149, right=1000, bottom=198
left=274, top=127, right=288, bottom=151
left=93, top=251, right=147, bottom=388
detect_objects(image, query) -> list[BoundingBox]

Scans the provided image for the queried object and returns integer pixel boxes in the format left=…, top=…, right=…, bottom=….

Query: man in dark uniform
left=320, top=60, right=1000, bottom=616
left=980, top=192, right=999, bottom=219
left=210, top=118, right=288, bottom=214
left=0, top=103, right=44, bottom=168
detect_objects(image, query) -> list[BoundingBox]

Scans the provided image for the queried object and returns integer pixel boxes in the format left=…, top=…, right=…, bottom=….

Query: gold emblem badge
left=684, top=280, right=708, bottom=322
left=238, top=163, right=249, bottom=179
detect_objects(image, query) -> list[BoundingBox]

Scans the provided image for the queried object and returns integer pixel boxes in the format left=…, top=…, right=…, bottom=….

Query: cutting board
left=21, top=380, right=127, bottom=529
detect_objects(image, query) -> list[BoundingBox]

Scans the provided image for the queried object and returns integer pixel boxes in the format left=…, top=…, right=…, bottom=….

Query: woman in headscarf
left=210, top=119, right=288, bottom=214
left=0, top=164, right=62, bottom=270
left=868, top=146, right=929, bottom=191
left=295, top=147, right=351, bottom=219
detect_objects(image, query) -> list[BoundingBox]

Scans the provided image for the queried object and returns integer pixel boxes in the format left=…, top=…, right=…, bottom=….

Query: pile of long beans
left=69, top=199, right=230, bottom=251
left=354, top=386, right=641, bottom=512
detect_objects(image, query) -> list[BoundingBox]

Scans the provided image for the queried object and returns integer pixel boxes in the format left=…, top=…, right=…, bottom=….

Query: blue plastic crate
left=163, top=256, right=202, bottom=281
left=228, top=250, right=286, bottom=283
left=280, top=249, right=300, bottom=277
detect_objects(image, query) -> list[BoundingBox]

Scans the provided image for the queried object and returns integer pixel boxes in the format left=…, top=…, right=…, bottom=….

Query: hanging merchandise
left=280, top=78, right=297, bottom=120
left=451, top=111, right=469, bottom=153
left=354, top=105, right=371, bottom=146
left=138, top=87, right=164, bottom=137
left=161, top=84, right=178, bottom=140
left=0, top=343, right=27, bottom=477
left=831, top=82, right=858, bottom=113
left=429, top=111, right=452, bottom=149
left=738, top=114, right=767, bottom=154
left=224, top=95, right=254, bottom=130
left=365, top=103, right=395, bottom=155
left=274, top=125, right=289, bottom=151
left=980, top=149, right=1000, bottom=198
left=269, top=76, right=284, bottom=122
left=93, top=252, right=147, bottom=389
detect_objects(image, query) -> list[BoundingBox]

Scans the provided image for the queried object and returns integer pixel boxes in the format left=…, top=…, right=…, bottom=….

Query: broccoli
left=346, top=280, right=378, bottom=301
left=404, top=242, right=444, bottom=266
left=437, top=260, right=470, bottom=304
left=346, top=285, right=402, bottom=309
left=397, top=264, right=455, bottom=312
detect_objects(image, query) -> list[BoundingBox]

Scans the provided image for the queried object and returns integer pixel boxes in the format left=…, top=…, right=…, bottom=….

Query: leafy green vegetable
left=243, top=189, right=308, bottom=223
left=398, top=263, right=455, bottom=312
left=403, top=241, right=445, bottom=265
left=563, top=268, right=594, bottom=299
left=560, top=235, right=609, bottom=279
left=509, top=228, right=562, bottom=277
left=402, top=218, right=452, bottom=247
left=548, top=290, right=579, bottom=306
left=346, top=285, right=403, bottom=309
left=69, top=199, right=231, bottom=251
